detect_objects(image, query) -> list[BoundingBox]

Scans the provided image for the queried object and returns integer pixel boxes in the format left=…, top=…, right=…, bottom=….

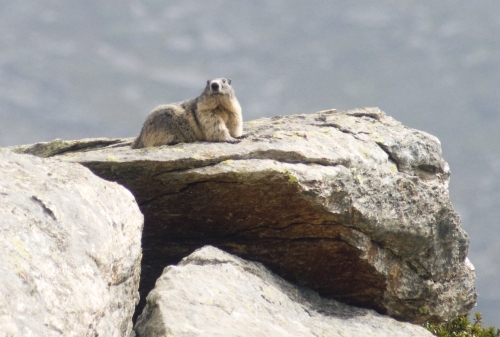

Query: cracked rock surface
left=0, top=150, right=143, bottom=336
left=134, top=246, right=433, bottom=337
left=11, top=107, right=476, bottom=323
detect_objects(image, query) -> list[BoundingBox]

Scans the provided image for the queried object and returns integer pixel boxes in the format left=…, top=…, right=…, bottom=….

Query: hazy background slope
left=1, top=0, right=499, bottom=327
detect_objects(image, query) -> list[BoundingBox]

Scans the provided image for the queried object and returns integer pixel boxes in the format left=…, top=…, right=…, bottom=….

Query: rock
left=10, top=107, right=477, bottom=323
left=134, top=246, right=433, bottom=337
left=0, top=150, right=143, bottom=336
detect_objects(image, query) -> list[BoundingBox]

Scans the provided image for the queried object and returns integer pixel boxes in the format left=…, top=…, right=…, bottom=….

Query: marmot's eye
left=222, top=79, right=226, bottom=83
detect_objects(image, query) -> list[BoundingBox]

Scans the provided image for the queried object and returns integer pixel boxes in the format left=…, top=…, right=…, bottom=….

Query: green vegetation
left=425, top=313, right=500, bottom=337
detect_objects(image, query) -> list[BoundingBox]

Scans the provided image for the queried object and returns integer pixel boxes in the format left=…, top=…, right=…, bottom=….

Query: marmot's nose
left=211, top=82, right=220, bottom=91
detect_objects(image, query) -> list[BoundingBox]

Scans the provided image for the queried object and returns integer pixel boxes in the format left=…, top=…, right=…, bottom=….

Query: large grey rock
left=134, top=246, right=433, bottom=337
left=0, top=150, right=143, bottom=336
left=10, top=107, right=476, bottom=323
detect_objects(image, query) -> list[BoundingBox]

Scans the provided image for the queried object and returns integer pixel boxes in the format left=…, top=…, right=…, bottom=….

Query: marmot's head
left=204, top=78, right=234, bottom=97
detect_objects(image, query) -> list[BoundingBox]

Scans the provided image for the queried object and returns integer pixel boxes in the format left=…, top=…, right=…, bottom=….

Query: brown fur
left=131, top=78, right=242, bottom=149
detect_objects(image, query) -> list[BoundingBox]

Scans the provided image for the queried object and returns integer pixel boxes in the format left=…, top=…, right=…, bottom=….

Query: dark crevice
left=316, top=108, right=383, bottom=121
left=125, top=149, right=348, bottom=179
left=86, top=252, right=103, bottom=269
left=148, top=159, right=226, bottom=179
left=417, top=164, right=441, bottom=174
left=346, top=112, right=383, bottom=120
left=406, top=260, right=432, bottom=280
left=245, top=150, right=345, bottom=167
left=66, top=140, right=129, bottom=154
left=31, top=195, right=57, bottom=220
left=313, top=123, right=352, bottom=134
left=375, top=142, right=400, bottom=172
left=109, top=271, right=135, bottom=287
left=139, top=179, right=266, bottom=207
left=312, top=123, right=370, bottom=141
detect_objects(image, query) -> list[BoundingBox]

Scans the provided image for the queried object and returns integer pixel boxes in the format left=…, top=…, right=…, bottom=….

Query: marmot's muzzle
left=211, top=82, right=220, bottom=92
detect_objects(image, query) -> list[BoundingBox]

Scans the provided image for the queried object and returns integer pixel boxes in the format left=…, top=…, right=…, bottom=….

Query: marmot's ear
left=227, top=79, right=232, bottom=85
left=207, top=80, right=210, bottom=85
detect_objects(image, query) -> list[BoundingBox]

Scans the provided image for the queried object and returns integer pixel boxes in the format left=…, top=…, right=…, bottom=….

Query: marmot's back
left=131, top=78, right=242, bottom=149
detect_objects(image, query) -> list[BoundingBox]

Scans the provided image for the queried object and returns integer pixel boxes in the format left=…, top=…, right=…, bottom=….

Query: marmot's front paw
left=227, top=137, right=241, bottom=144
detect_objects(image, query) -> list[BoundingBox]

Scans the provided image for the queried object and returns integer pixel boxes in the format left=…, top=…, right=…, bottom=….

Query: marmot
left=131, top=78, right=243, bottom=149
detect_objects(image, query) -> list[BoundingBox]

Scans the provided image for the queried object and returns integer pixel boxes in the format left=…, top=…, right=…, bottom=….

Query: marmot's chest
left=208, top=105, right=233, bottom=122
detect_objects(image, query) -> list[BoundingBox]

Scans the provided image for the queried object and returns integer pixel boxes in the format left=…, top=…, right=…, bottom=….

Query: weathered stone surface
left=134, top=246, right=433, bottom=337
left=0, top=150, right=143, bottom=336
left=11, top=107, right=476, bottom=323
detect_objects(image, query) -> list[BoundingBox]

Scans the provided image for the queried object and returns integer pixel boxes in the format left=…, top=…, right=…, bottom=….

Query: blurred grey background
left=1, top=0, right=499, bottom=327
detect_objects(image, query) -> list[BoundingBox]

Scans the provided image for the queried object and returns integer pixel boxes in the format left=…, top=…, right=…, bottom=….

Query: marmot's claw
left=227, top=138, right=241, bottom=144
left=236, top=133, right=250, bottom=139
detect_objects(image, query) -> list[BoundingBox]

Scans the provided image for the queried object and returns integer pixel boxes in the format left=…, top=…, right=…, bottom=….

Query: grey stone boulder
left=134, top=246, right=433, bottom=337
left=0, top=150, right=143, bottom=336
left=10, top=107, right=476, bottom=323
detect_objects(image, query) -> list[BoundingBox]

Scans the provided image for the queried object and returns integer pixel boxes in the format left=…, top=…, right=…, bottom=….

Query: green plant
left=425, top=313, right=500, bottom=337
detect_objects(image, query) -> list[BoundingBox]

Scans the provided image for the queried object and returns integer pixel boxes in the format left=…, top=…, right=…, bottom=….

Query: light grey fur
left=131, top=78, right=243, bottom=149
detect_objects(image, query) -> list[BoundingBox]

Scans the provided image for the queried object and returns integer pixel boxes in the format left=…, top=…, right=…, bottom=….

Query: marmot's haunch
left=131, top=78, right=243, bottom=149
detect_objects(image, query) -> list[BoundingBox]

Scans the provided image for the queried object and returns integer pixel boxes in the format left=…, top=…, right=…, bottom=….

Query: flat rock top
left=12, top=108, right=446, bottom=176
